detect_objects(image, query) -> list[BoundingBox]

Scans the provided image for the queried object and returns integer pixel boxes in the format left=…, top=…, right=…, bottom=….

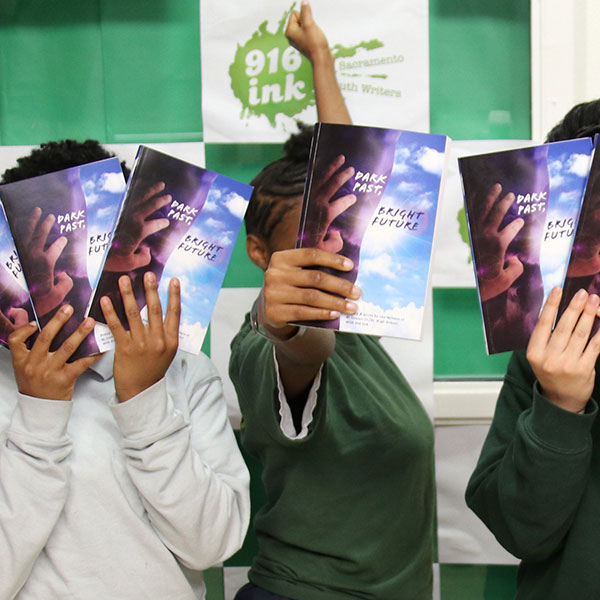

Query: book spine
left=295, top=122, right=321, bottom=249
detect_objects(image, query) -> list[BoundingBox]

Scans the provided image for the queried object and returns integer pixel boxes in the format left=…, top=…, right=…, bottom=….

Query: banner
left=201, top=0, right=429, bottom=142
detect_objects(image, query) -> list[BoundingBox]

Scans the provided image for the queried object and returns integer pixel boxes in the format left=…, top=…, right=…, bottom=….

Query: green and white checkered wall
left=0, top=1, right=531, bottom=597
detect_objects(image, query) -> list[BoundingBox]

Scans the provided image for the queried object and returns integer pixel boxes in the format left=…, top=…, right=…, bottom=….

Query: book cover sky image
left=151, top=174, right=251, bottom=355
left=297, top=123, right=448, bottom=339
left=460, top=137, right=593, bottom=354
left=342, top=129, right=447, bottom=339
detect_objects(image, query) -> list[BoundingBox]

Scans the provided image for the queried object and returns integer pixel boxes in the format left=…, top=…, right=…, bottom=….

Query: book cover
left=0, top=211, right=36, bottom=348
left=295, top=122, right=449, bottom=340
left=88, top=145, right=252, bottom=355
left=558, top=142, right=600, bottom=334
left=0, top=158, right=126, bottom=357
left=460, top=137, right=593, bottom=354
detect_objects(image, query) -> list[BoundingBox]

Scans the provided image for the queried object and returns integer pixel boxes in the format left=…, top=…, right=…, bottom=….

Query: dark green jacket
left=467, top=350, right=599, bottom=599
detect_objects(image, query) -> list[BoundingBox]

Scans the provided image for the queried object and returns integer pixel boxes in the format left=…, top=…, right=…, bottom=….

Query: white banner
left=201, top=0, right=429, bottom=142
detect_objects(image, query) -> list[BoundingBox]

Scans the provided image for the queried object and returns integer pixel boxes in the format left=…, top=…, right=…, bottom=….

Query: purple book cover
left=0, top=210, right=36, bottom=348
left=558, top=142, right=600, bottom=334
left=88, top=145, right=252, bottom=355
left=0, top=158, right=126, bottom=358
left=296, top=122, right=449, bottom=340
left=460, top=137, right=593, bottom=354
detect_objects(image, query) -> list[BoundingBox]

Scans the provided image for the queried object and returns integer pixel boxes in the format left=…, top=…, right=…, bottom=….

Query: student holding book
left=0, top=142, right=250, bottom=598
left=230, top=3, right=434, bottom=599
left=466, top=99, right=600, bottom=599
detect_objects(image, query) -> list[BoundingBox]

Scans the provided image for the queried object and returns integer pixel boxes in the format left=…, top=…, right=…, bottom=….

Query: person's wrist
left=542, top=387, right=589, bottom=414
left=309, top=46, right=334, bottom=67
left=250, top=299, right=306, bottom=343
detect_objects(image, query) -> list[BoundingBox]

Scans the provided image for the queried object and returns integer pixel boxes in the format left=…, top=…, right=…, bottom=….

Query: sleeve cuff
left=110, top=377, right=183, bottom=441
left=525, top=382, right=598, bottom=452
left=11, top=393, right=72, bottom=440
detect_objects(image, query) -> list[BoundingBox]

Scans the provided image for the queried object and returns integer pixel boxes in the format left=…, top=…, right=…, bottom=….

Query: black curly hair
left=545, top=99, right=600, bottom=142
left=245, top=123, right=314, bottom=243
left=1, top=139, right=130, bottom=184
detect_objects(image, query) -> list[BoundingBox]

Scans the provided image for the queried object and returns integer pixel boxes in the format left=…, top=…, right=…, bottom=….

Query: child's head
left=546, top=99, right=600, bottom=142
left=245, top=124, right=313, bottom=270
left=1, top=139, right=130, bottom=184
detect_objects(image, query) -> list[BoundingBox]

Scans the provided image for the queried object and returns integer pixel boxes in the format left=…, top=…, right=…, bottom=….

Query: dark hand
left=9, top=305, right=97, bottom=401
left=100, top=272, right=180, bottom=402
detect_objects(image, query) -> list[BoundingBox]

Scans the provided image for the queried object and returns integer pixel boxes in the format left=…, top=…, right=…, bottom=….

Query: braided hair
left=546, top=99, right=600, bottom=142
left=1, top=139, right=130, bottom=184
left=246, top=123, right=314, bottom=243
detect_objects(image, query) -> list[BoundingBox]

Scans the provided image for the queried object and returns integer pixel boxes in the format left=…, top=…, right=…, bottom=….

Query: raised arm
left=286, top=0, right=351, bottom=125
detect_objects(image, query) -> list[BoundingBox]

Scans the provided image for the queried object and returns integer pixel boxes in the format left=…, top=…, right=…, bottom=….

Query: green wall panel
left=440, top=564, right=518, bottom=599
left=430, top=0, right=531, bottom=139
left=99, top=0, right=203, bottom=143
left=0, top=2, right=106, bottom=144
left=0, top=0, right=202, bottom=145
left=433, top=288, right=511, bottom=379
left=204, top=567, right=225, bottom=600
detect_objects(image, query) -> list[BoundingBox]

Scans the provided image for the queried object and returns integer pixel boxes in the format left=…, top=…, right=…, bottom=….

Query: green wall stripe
left=433, top=288, right=511, bottom=379
left=439, top=564, right=518, bottom=599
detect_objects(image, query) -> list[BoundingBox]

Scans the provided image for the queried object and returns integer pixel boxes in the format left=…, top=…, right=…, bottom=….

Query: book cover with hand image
left=460, top=137, right=593, bottom=354
left=0, top=158, right=126, bottom=358
left=88, top=145, right=253, bottom=355
left=295, top=122, right=449, bottom=340
left=557, top=142, right=600, bottom=334
left=0, top=211, right=36, bottom=348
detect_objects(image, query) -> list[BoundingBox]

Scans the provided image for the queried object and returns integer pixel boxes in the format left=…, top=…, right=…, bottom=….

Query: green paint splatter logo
left=229, top=5, right=313, bottom=126
left=229, top=4, right=387, bottom=126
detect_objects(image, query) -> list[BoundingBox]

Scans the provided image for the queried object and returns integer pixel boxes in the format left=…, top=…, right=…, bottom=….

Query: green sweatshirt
left=230, top=316, right=434, bottom=600
left=466, top=350, right=599, bottom=599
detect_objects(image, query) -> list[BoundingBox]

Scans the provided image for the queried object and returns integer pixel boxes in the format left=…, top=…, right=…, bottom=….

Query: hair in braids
left=1, top=139, right=130, bottom=184
left=246, top=123, right=314, bottom=243
left=545, top=99, right=600, bottom=142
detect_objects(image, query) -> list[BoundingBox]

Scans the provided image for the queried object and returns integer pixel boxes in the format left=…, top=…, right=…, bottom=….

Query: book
left=88, top=145, right=253, bottom=355
left=0, top=158, right=126, bottom=357
left=558, top=142, right=600, bottom=334
left=295, top=122, right=450, bottom=340
left=459, top=137, right=594, bottom=354
left=0, top=211, right=36, bottom=348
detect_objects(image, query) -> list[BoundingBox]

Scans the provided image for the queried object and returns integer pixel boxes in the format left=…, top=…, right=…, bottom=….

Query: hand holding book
left=100, top=272, right=180, bottom=403
left=527, top=286, right=600, bottom=413
left=8, top=305, right=98, bottom=401
left=259, top=248, right=360, bottom=334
